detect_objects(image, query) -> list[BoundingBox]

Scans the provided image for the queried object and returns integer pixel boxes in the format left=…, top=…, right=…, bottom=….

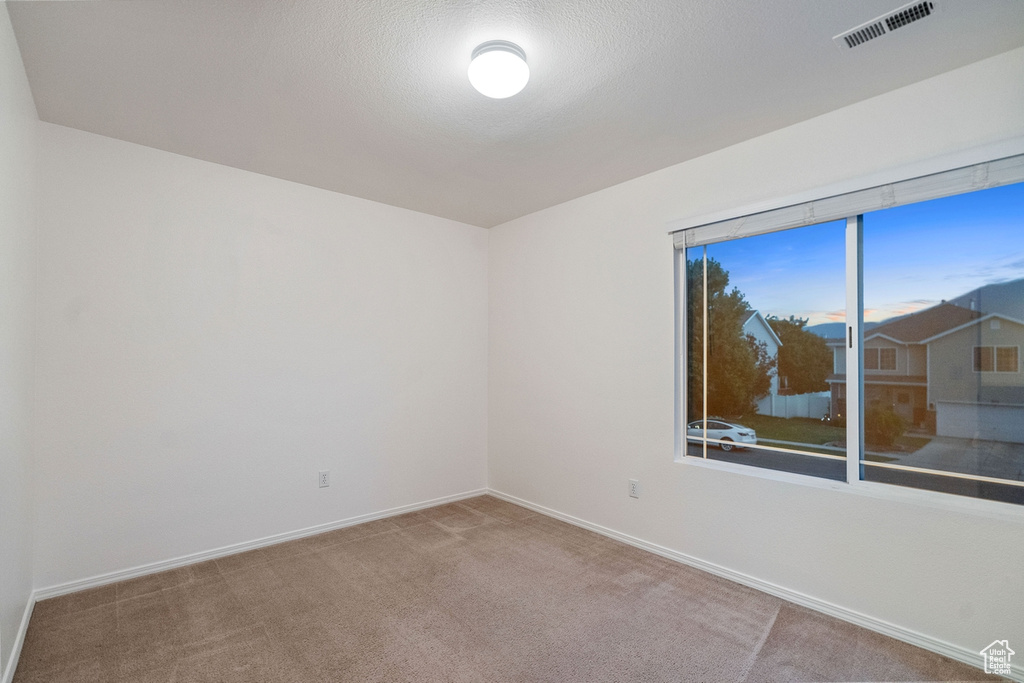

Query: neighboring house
left=827, top=302, right=1024, bottom=443
left=742, top=310, right=782, bottom=398
left=948, top=277, right=1024, bottom=322
left=744, top=310, right=831, bottom=419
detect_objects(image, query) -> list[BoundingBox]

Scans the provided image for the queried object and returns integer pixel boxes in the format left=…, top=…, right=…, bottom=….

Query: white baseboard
left=487, top=488, right=1022, bottom=683
left=1, top=597, right=34, bottom=683
left=19, top=487, right=1020, bottom=682
left=33, top=488, right=488, bottom=601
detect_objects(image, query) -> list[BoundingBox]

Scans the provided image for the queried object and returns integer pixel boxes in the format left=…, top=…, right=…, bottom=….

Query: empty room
left=2, top=1, right=1023, bottom=681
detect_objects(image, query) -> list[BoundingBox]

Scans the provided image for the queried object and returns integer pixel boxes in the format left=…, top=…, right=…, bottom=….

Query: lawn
left=733, top=414, right=844, bottom=445
left=726, top=413, right=929, bottom=459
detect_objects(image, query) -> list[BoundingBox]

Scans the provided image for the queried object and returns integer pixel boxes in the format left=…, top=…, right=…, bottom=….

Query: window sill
left=676, top=453, right=1024, bottom=524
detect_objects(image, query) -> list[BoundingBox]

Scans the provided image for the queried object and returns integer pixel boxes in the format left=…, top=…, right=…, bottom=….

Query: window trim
left=670, top=153, right=1024, bottom=249
left=672, top=153, right=1024, bottom=514
left=678, top=454, right=1024, bottom=523
left=845, top=215, right=864, bottom=486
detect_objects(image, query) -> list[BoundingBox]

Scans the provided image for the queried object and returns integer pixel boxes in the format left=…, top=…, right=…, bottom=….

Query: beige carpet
left=15, top=496, right=997, bottom=682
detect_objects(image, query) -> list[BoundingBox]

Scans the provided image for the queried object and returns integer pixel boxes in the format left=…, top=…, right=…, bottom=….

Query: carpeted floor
left=14, top=495, right=998, bottom=682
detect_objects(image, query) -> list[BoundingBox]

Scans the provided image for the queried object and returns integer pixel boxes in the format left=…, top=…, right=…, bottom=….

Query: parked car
left=686, top=419, right=757, bottom=451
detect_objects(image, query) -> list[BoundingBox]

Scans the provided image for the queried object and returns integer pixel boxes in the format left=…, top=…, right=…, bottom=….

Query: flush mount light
left=468, top=40, right=529, bottom=99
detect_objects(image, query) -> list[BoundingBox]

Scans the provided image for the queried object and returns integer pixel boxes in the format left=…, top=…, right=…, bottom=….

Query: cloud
left=888, top=301, right=934, bottom=316
left=943, top=263, right=1024, bottom=287
left=862, top=299, right=939, bottom=322
left=797, top=309, right=846, bottom=326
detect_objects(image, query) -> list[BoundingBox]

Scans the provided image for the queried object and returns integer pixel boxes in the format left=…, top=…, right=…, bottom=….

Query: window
left=975, top=346, right=1019, bottom=373
left=864, top=347, right=896, bottom=371
left=674, top=154, right=1024, bottom=506
left=998, top=347, right=1019, bottom=372
left=685, top=221, right=847, bottom=480
left=974, top=346, right=994, bottom=372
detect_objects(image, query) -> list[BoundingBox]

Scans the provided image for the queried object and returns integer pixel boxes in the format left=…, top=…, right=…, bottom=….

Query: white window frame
left=672, top=153, right=1024, bottom=518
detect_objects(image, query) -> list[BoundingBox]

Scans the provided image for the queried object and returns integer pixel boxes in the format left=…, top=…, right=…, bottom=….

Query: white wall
left=489, top=47, right=1024, bottom=663
left=0, top=4, right=37, bottom=677
left=32, top=124, right=489, bottom=588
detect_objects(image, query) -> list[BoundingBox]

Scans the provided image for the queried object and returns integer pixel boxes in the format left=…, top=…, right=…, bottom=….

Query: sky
left=691, top=181, right=1024, bottom=326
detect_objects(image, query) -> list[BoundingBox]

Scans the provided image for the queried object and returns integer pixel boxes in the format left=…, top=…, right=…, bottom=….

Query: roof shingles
left=866, top=302, right=982, bottom=343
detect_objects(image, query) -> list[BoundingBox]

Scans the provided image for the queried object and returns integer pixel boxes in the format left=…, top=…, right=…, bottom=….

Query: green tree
left=687, top=258, right=775, bottom=417
left=767, top=315, right=832, bottom=394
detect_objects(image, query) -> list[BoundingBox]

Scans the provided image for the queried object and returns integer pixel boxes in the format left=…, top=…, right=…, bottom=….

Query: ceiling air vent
left=834, top=1, right=937, bottom=50
left=886, top=1, right=934, bottom=31
left=840, top=21, right=886, bottom=49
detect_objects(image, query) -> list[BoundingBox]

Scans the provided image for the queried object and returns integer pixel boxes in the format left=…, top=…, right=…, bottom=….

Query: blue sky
left=692, top=181, right=1024, bottom=326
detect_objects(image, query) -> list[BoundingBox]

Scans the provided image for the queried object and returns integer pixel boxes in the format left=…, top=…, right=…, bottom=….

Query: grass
left=718, top=413, right=929, bottom=461
left=731, top=414, right=844, bottom=445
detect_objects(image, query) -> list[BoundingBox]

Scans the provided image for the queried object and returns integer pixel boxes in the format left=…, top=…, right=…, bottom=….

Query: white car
left=686, top=419, right=757, bottom=451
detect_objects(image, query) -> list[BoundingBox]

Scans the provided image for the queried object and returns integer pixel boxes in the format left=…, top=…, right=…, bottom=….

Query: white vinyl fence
left=756, top=392, right=830, bottom=419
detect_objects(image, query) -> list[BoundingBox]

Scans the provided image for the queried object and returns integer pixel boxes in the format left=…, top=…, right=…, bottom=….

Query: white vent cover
left=834, top=1, right=937, bottom=50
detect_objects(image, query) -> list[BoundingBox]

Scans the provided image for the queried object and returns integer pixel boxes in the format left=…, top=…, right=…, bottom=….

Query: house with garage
left=827, top=301, right=1024, bottom=443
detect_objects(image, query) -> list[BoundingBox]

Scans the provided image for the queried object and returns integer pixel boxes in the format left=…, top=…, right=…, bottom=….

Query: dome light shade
left=468, top=41, right=529, bottom=99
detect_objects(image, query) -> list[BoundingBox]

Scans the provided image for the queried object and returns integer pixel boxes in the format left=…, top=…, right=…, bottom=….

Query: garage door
left=936, top=402, right=1024, bottom=444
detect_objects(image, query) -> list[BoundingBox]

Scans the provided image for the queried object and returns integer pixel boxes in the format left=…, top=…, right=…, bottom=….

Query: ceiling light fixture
left=468, top=41, right=529, bottom=99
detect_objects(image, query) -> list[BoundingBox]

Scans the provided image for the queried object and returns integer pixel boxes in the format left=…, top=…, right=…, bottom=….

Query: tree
left=687, top=258, right=775, bottom=417
left=865, top=401, right=905, bottom=448
left=767, top=315, right=832, bottom=394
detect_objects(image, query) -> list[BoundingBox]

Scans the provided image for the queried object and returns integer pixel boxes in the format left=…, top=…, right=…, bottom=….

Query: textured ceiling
left=8, top=0, right=1024, bottom=227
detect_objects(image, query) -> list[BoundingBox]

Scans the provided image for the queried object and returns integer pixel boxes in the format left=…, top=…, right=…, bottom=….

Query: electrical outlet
left=318, top=470, right=330, bottom=488
left=628, top=479, right=640, bottom=499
